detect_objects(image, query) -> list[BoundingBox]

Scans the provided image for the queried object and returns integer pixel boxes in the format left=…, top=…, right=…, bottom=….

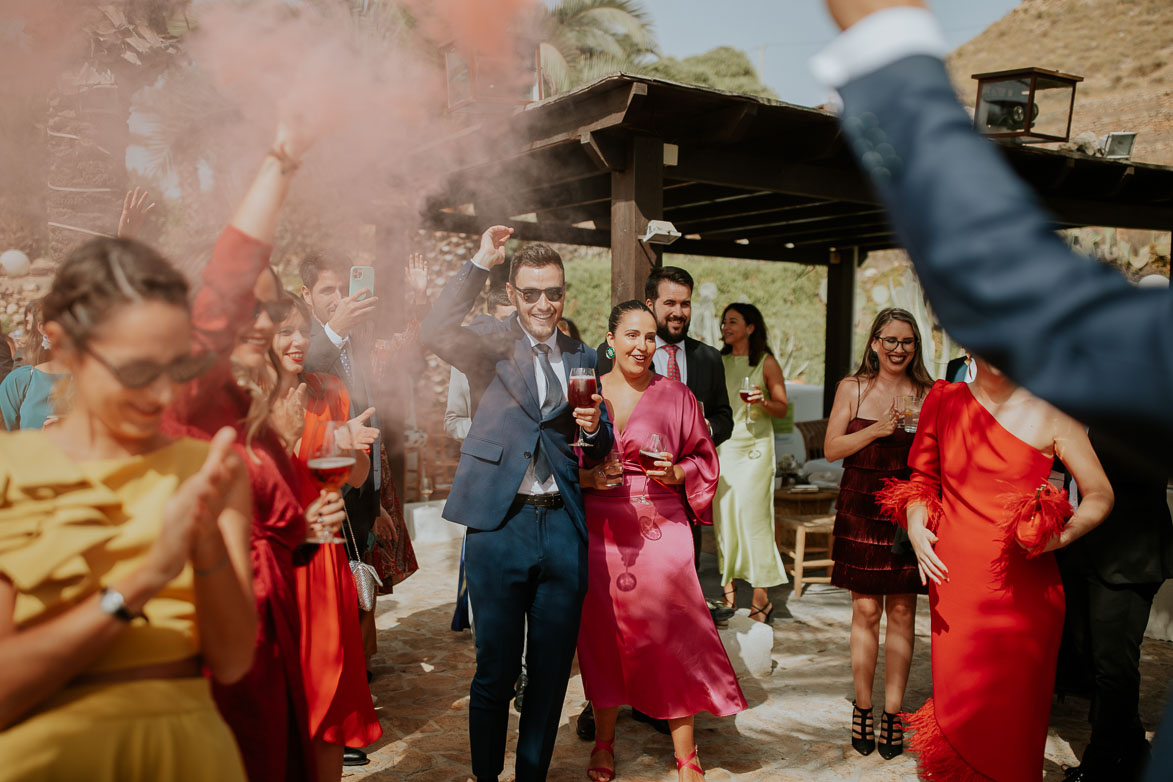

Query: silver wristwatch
left=99, top=587, right=139, bottom=622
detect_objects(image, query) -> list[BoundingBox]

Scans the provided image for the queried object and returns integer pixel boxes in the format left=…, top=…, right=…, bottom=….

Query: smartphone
left=349, top=265, right=375, bottom=301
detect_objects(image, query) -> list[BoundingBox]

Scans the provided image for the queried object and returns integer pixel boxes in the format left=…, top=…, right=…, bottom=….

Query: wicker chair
left=795, top=417, right=829, bottom=462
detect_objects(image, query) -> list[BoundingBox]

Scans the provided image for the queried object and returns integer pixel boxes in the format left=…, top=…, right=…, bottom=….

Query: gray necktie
left=532, top=343, right=563, bottom=482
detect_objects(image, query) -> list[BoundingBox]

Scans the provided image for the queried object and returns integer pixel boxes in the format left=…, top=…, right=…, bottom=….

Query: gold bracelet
left=266, top=146, right=301, bottom=175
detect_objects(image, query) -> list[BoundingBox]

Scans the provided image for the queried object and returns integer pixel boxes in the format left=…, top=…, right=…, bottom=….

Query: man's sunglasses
left=515, top=287, right=565, bottom=304
left=84, top=345, right=218, bottom=389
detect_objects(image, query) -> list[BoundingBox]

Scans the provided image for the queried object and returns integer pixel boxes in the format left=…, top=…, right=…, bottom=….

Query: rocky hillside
left=946, top=0, right=1173, bottom=165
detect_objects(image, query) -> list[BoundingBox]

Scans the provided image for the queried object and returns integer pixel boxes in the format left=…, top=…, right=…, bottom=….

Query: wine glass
left=637, top=432, right=667, bottom=506
left=738, top=376, right=753, bottom=426
left=568, top=367, right=598, bottom=448
left=305, top=420, right=352, bottom=544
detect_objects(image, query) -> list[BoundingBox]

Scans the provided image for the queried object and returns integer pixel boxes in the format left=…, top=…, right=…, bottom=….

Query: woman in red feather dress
left=879, top=358, right=1112, bottom=781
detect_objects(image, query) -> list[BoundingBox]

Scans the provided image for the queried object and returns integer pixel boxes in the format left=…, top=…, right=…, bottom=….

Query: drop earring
left=605, top=346, right=615, bottom=359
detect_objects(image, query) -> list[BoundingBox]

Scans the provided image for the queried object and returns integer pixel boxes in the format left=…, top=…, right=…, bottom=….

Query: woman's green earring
left=605, top=346, right=615, bottom=359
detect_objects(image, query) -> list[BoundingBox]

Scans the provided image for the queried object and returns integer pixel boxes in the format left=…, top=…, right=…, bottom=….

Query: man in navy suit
left=422, top=225, right=611, bottom=782
left=814, top=2, right=1173, bottom=779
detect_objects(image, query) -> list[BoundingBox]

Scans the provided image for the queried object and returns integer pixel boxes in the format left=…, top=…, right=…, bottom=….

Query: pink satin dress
left=577, top=375, right=747, bottom=719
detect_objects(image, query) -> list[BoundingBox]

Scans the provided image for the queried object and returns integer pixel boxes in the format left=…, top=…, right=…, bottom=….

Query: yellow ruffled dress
left=0, top=431, right=246, bottom=782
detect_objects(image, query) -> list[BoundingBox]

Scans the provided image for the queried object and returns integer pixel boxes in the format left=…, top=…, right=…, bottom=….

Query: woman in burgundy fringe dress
left=823, top=308, right=933, bottom=760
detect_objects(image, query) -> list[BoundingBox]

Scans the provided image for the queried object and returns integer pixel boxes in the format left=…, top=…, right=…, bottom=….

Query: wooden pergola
left=415, top=73, right=1173, bottom=413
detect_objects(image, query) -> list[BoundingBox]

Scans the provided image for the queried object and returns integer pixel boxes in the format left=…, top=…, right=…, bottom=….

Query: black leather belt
left=515, top=493, right=563, bottom=509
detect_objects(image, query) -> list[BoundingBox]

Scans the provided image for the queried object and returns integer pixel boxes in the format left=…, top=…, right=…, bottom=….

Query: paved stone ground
left=350, top=532, right=1173, bottom=781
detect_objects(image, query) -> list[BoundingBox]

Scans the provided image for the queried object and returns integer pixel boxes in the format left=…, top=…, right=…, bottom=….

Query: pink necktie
left=663, top=344, right=681, bottom=383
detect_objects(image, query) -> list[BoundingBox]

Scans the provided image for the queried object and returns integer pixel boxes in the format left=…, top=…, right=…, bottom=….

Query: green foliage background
left=561, top=249, right=827, bottom=384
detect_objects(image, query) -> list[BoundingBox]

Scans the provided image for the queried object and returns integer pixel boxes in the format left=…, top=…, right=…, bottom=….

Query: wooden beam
left=666, top=238, right=832, bottom=264
left=668, top=192, right=824, bottom=228
left=422, top=210, right=610, bottom=247
left=824, top=247, right=857, bottom=415
left=579, top=131, right=627, bottom=172
left=611, top=136, right=664, bottom=306
left=674, top=147, right=879, bottom=204
left=1042, top=195, right=1173, bottom=231
left=692, top=204, right=884, bottom=239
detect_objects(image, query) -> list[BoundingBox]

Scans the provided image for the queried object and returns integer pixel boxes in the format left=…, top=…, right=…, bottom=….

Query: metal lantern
left=972, top=67, right=1083, bottom=143
left=444, top=37, right=543, bottom=114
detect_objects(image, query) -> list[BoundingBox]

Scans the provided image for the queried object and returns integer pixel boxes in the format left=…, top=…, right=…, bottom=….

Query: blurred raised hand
left=117, top=187, right=156, bottom=239
left=405, top=253, right=429, bottom=306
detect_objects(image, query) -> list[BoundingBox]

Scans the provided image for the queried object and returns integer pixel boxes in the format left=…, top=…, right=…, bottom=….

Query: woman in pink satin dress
left=577, top=301, right=746, bottom=782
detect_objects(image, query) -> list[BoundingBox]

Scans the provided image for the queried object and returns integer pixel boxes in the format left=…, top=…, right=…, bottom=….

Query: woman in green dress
left=715, top=303, right=790, bottom=622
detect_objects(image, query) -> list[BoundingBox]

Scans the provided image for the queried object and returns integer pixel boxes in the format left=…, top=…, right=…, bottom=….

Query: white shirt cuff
left=809, top=7, right=948, bottom=91
left=469, top=257, right=491, bottom=271
left=323, top=322, right=348, bottom=348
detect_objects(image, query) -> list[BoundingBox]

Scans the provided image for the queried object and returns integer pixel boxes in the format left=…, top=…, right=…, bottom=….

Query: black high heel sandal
left=748, top=601, right=774, bottom=624
left=851, top=702, right=875, bottom=756
left=877, top=711, right=904, bottom=759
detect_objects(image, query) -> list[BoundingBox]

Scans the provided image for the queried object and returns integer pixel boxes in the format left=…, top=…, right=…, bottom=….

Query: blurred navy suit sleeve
left=836, top=54, right=1173, bottom=438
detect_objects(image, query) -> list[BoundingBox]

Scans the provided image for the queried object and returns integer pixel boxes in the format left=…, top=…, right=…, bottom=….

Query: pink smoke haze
left=184, top=0, right=541, bottom=229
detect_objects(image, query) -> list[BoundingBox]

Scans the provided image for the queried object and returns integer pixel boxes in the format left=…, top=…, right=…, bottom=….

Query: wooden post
left=610, top=136, right=664, bottom=306
left=823, top=246, right=857, bottom=416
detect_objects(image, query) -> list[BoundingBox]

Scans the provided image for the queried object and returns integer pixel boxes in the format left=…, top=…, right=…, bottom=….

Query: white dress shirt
left=809, top=7, right=948, bottom=93
left=653, top=336, right=688, bottom=385
left=323, top=321, right=348, bottom=348
left=517, top=327, right=566, bottom=496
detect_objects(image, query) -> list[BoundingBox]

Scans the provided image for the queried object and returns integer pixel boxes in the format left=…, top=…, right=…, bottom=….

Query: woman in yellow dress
left=0, top=238, right=257, bottom=781
left=714, top=303, right=790, bottom=622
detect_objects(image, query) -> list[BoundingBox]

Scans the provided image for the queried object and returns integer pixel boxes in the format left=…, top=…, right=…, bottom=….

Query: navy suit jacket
left=422, top=262, right=612, bottom=541
left=837, top=55, right=1173, bottom=460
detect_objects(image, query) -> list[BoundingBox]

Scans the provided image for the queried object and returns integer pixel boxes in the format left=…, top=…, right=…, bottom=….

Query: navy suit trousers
left=465, top=502, right=588, bottom=782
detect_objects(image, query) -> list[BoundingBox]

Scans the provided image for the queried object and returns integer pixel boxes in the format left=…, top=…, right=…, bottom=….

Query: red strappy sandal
left=675, top=745, right=704, bottom=779
left=588, top=736, right=615, bottom=781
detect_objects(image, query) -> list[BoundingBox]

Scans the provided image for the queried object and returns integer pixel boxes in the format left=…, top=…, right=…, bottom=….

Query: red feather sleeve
left=875, top=478, right=944, bottom=533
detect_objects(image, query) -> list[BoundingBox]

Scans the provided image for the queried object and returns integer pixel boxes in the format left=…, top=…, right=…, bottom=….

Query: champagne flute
left=637, top=432, right=667, bottom=506
left=738, top=376, right=753, bottom=426
left=305, top=420, right=352, bottom=544
left=568, top=367, right=598, bottom=448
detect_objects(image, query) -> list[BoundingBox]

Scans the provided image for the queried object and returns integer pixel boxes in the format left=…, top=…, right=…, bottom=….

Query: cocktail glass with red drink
left=568, top=367, right=597, bottom=448
left=306, top=420, right=352, bottom=544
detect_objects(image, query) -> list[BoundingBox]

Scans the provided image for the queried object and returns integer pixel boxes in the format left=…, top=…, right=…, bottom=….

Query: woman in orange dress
left=879, top=359, right=1112, bottom=781
left=269, top=295, right=381, bottom=782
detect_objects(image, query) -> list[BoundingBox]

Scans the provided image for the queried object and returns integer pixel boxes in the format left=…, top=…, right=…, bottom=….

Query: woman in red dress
left=879, top=359, right=1112, bottom=781
left=269, top=296, right=381, bottom=782
left=578, top=302, right=746, bottom=782
left=824, top=308, right=932, bottom=758
left=162, top=124, right=320, bottom=781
